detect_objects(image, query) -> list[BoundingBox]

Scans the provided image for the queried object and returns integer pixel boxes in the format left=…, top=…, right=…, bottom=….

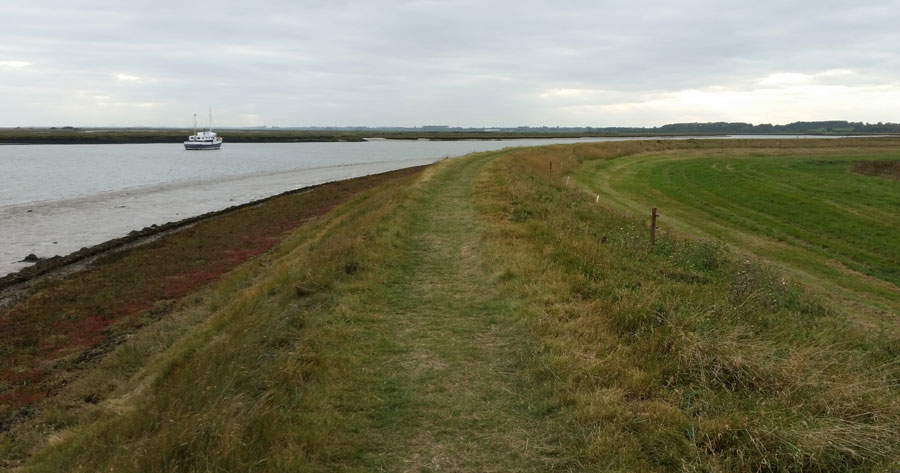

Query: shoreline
left=0, top=164, right=427, bottom=293
left=0, top=180, right=325, bottom=293
left=0, top=164, right=430, bottom=437
left=1, top=155, right=444, bottom=279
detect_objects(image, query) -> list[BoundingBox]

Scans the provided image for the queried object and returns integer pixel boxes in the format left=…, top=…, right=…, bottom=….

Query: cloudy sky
left=3, top=0, right=900, bottom=127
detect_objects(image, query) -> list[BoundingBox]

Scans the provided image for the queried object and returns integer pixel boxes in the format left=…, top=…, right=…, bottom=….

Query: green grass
left=476, top=143, right=900, bottom=470
left=6, top=139, right=900, bottom=472
left=0, top=167, right=426, bottom=466
left=9, top=151, right=583, bottom=472
left=304, top=151, right=582, bottom=471
left=574, top=147, right=900, bottom=318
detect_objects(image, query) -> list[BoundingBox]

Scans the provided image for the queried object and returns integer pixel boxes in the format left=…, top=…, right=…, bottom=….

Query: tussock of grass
left=851, top=159, right=900, bottom=180
left=475, top=143, right=900, bottom=471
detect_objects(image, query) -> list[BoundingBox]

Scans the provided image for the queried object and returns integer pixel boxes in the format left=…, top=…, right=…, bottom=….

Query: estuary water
left=0, top=135, right=847, bottom=277
left=0, top=138, right=608, bottom=276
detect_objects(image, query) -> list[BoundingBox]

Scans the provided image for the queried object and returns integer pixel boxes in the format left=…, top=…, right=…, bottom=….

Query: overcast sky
left=3, top=0, right=900, bottom=127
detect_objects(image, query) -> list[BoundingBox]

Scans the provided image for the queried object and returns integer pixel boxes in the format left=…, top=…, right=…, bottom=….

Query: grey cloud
left=2, top=0, right=900, bottom=126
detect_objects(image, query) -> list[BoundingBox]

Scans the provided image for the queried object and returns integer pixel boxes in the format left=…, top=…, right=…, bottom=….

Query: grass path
left=327, top=152, right=577, bottom=471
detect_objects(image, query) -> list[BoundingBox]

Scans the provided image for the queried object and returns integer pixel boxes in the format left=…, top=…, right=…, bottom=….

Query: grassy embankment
left=4, top=139, right=900, bottom=471
left=478, top=141, right=900, bottom=470
left=0, top=167, right=426, bottom=460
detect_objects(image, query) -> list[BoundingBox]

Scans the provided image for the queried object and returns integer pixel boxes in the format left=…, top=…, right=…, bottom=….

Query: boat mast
left=208, top=105, right=213, bottom=132
left=193, top=113, right=197, bottom=136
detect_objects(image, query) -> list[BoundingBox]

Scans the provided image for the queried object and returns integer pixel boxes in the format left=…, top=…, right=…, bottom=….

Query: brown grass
left=851, top=159, right=900, bottom=179
left=473, top=141, right=900, bottom=471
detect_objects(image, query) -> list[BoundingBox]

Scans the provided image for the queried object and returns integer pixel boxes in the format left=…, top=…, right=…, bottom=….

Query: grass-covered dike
left=482, top=140, right=900, bottom=470
left=2, top=138, right=899, bottom=471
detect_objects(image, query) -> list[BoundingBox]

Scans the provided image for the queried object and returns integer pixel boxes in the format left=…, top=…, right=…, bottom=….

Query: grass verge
left=474, top=142, right=900, bottom=470
left=0, top=166, right=425, bottom=465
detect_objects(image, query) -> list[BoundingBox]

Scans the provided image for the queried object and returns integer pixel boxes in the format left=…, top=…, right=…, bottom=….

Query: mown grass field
left=2, top=139, right=899, bottom=472
left=574, top=146, right=900, bottom=320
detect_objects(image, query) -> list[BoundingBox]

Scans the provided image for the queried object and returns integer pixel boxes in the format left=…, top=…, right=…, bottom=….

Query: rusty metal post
left=651, top=207, right=658, bottom=246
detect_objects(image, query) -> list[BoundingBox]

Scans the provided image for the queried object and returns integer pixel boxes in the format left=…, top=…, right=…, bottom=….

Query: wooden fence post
left=650, top=207, right=658, bottom=246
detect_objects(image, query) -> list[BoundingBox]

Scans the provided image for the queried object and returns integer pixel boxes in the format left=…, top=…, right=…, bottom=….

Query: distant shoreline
left=2, top=128, right=892, bottom=145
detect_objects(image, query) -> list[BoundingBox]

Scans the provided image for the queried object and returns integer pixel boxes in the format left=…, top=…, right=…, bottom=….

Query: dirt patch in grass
left=0, top=165, right=426, bottom=430
left=851, top=159, right=900, bottom=179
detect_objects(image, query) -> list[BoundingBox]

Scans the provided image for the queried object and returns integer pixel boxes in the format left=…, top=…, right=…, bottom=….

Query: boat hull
left=184, top=141, right=222, bottom=150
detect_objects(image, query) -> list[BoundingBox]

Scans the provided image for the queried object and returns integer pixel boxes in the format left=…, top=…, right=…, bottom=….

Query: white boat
left=184, top=108, right=223, bottom=150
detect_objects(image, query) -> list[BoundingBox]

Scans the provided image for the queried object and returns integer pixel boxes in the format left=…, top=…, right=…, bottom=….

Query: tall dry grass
left=474, top=142, right=900, bottom=471
left=851, top=159, right=900, bottom=180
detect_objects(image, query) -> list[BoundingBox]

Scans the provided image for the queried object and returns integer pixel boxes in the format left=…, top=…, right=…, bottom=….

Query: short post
left=650, top=207, right=658, bottom=246
left=549, top=161, right=553, bottom=171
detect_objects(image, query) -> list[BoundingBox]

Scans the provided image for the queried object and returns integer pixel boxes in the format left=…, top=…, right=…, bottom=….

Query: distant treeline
left=643, top=121, right=900, bottom=134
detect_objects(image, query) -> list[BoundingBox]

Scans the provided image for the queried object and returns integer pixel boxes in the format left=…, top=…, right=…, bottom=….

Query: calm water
left=0, top=138, right=612, bottom=275
left=0, top=135, right=848, bottom=276
left=1, top=139, right=609, bottom=206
